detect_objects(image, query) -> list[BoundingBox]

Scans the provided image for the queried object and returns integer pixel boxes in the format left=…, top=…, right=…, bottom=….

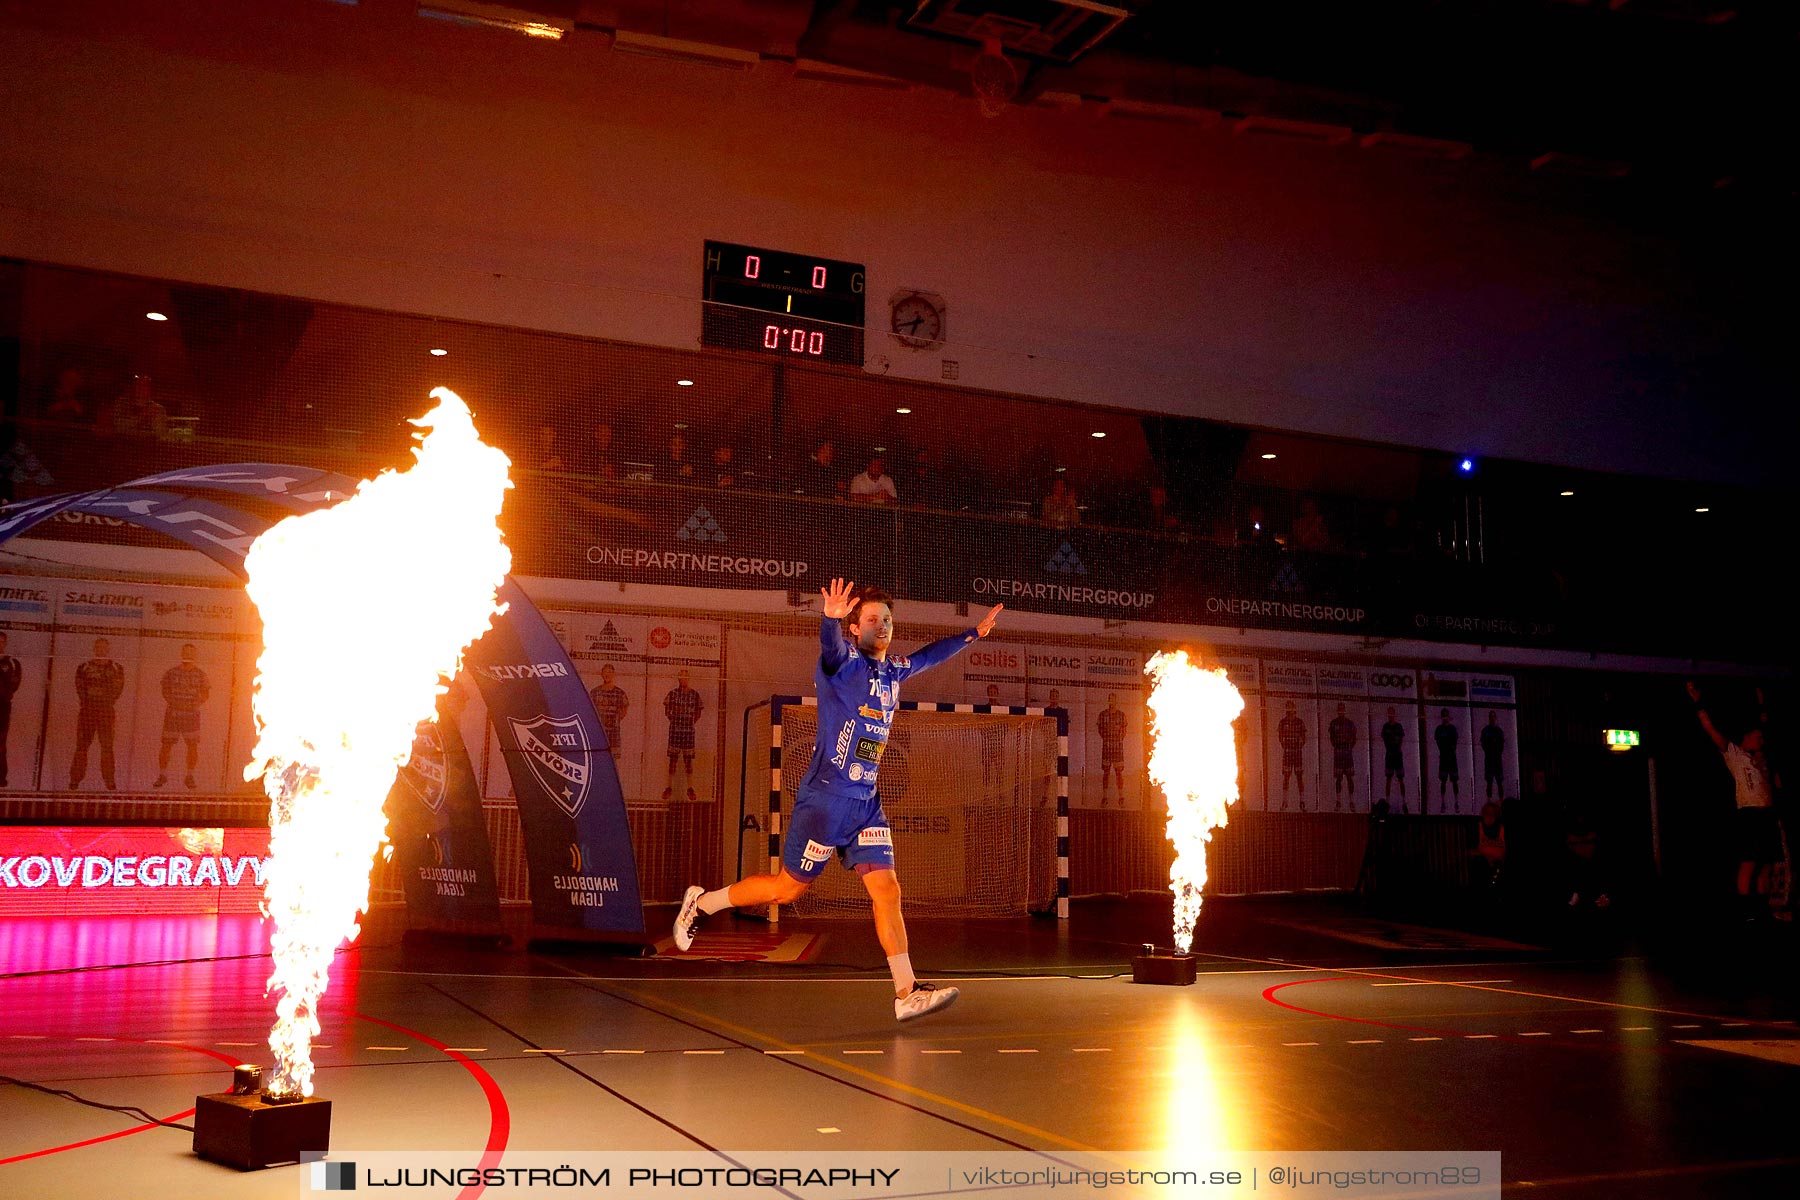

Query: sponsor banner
left=45, top=585, right=147, bottom=792
left=466, top=580, right=643, bottom=935
left=524, top=490, right=1568, bottom=648
left=551, top=613, right=649, bottom=803
left=1468, top=673, right=1519, bottom=808
left=644, top=619, right=722, bottom=804
left=0, top=826, right=270, bottom=916
left=124, top=586, right=244, bottom=793
left=912, top=513, right=1164, bottom=621
left=1083, top=650, right=1146, bottom=811
left=1369, top=695, right=1424, bottom=813
left=1213, top=655, right=1262, bottom=812
left=963, top=641, right=1025, bottom=707
left=0, top=579, right=54, bottom=793
left=1366, top=669, right=1420, bottom=700
left=385, top=686, right=504, bottom=933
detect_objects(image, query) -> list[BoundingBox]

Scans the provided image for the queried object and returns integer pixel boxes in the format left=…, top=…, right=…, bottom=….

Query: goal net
left=743, top=698, right=1066, bottom=918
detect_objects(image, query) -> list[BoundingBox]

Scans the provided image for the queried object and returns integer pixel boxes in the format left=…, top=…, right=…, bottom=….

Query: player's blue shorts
left=781, top=785, right=894, bottom=880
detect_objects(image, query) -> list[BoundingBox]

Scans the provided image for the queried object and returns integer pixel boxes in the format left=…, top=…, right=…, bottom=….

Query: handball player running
left=674, top=578, right=1002, bottom=1021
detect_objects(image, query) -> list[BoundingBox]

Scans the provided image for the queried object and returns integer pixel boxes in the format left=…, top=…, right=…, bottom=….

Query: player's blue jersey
left=799, top=615, right=977, bottom=803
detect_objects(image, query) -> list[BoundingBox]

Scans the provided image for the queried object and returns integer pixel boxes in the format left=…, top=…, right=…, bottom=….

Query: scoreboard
left=701, top=241, right=865, bottom=366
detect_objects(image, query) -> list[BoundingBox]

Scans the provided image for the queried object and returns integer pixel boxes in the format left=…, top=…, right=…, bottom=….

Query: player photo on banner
left=1366, top=668, right=1423, bottom=814
left=1026, top=644, right=1085, bottom=803
left=1214, top=656, right=1262, bottom=814
left=1469, top=674, right=1520, bottom=808
left=0, top=578, right=55, bottom=791
left=551, top=611, right=648, bottom=803
left=124, top=587, right=242, bottom=792
left=44, top=586, right=147, bottom=793
left=962, top=639, right=1026, bottom=708
left=644, top=619, right=722, bottom=804
left=1316, top=667, right=1371, bottom=813
left=1084, top=647, right=1145, bottom=810
left=1262, top=661, right=1319, bottom=812
left=1422, top=670, right=1477, bottom=815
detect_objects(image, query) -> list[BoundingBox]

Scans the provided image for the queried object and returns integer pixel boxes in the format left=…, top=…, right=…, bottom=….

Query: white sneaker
left=895, top=982, right=959, bottom=1022
left=672, top=885, right=704, bottom=951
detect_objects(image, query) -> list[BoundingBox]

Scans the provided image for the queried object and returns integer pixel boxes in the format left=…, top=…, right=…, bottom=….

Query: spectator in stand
left=1239, top=503, right=1273, bottom=546
left=100, top=374, right=167, bottom=439
left=850, top=455, right=898, bottom=505
left=1376, top=506, right=1414, bottom=558
left=661, top=431, right=698, bottom=485
left=526, top=423, right=566, bottom=472
left=1144, top=485, right=1182, bottom=535
left=797, top=439, right=840, bottom=498
left=576, top=421, right=617, bottom=481
left=712, top=443, right=738, bottom=489
left=1291, top=497, right=1330, bottom=552
left=906, top=446, right=945, bottom=510
left=1042, top=477, right=1080, bottom=529
left=45, top=367, right=90, bottom=423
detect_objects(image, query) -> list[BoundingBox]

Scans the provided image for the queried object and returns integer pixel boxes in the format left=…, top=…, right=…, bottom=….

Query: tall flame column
left=1144, top=651, right=1244, bottom=954
left=245, top=389, right=511, bottom=1098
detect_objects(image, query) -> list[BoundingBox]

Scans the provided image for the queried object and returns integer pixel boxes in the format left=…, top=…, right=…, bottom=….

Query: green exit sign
left=1604, top=729, right=1641, bottom=748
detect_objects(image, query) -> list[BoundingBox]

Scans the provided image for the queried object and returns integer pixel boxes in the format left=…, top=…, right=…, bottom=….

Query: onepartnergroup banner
left=300, top=1150, right=1501, bottom=1199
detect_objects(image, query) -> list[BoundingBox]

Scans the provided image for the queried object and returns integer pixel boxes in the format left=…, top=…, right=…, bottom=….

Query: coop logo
left=650, top=626, right=672, bottom=649
left=677, top=506, right=727, bottom=543
left=1045, top=542, right=1087, bottom=575
left=1369, top=673, right=1414, bottom=690
left=509, top=714, right=591, bottom=817
left=310, top=1161, right=356, bottom=1191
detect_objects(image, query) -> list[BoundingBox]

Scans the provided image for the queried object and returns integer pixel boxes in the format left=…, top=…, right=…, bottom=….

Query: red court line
left=355, top=1011, right=510, bottom=1200
left=2, top=1015, right=509, bottom=1200
left=0, top=1036, right=239, bottom=1166
left=1261, top=978, right=1682, bottom=1055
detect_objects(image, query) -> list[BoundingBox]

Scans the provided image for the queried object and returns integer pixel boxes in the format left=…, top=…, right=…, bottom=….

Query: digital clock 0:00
left=764, top=325, right=828, bottom=356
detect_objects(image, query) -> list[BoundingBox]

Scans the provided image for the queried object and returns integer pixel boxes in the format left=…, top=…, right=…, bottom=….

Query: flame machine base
left=1131, top=947, right=1197, bottom=986
left=193, top=1091, right=333, bottom=1170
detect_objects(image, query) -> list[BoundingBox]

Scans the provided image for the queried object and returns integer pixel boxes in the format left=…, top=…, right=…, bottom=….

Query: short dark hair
left=845, top=586, right=895, bottom=631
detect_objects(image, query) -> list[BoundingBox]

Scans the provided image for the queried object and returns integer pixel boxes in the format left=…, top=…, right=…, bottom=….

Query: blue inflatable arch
left=0, top=464, right=644, bottom=938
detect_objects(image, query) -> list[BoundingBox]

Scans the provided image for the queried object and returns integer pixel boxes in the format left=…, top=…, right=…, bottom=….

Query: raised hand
left=821, top=577, right=857, bottom=620
left=975, top=603, right=1004, bottom=638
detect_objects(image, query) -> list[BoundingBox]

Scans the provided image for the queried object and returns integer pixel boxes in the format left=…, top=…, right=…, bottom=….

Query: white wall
left=0, top=0, right=1782, bottom=485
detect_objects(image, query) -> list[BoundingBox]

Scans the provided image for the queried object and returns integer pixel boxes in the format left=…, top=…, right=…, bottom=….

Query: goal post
left=743, top=697, right=1069, bottom=919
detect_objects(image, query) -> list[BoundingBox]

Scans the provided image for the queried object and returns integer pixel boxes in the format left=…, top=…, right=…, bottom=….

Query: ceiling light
left=1091, top=431, right=1106, bottom=439
left=146, top=312, right=168, bottom=321
left=1260, top=453, right=1276, bottom=460
left=430, top=348, right=448, bottom=356
left=677, top=379, right=694, bottom=387
left=1560, top=490, right=1574, bottom=497
left=895, top=407, right=911, bottom=414
left=673, top=423, right=688, bottom=430
left=1695, top=506, right=1710, bottom=513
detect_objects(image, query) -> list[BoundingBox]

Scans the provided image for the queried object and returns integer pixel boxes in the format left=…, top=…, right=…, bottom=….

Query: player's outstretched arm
left=895, top=604, right=1004, bottom=679
left=818, top=577, right=856, bottom=673
left=1686, top=681, right=1729, bottom=753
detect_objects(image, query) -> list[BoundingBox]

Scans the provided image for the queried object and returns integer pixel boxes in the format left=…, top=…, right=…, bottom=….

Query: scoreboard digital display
left=702, top=241, right=865, bottom=366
